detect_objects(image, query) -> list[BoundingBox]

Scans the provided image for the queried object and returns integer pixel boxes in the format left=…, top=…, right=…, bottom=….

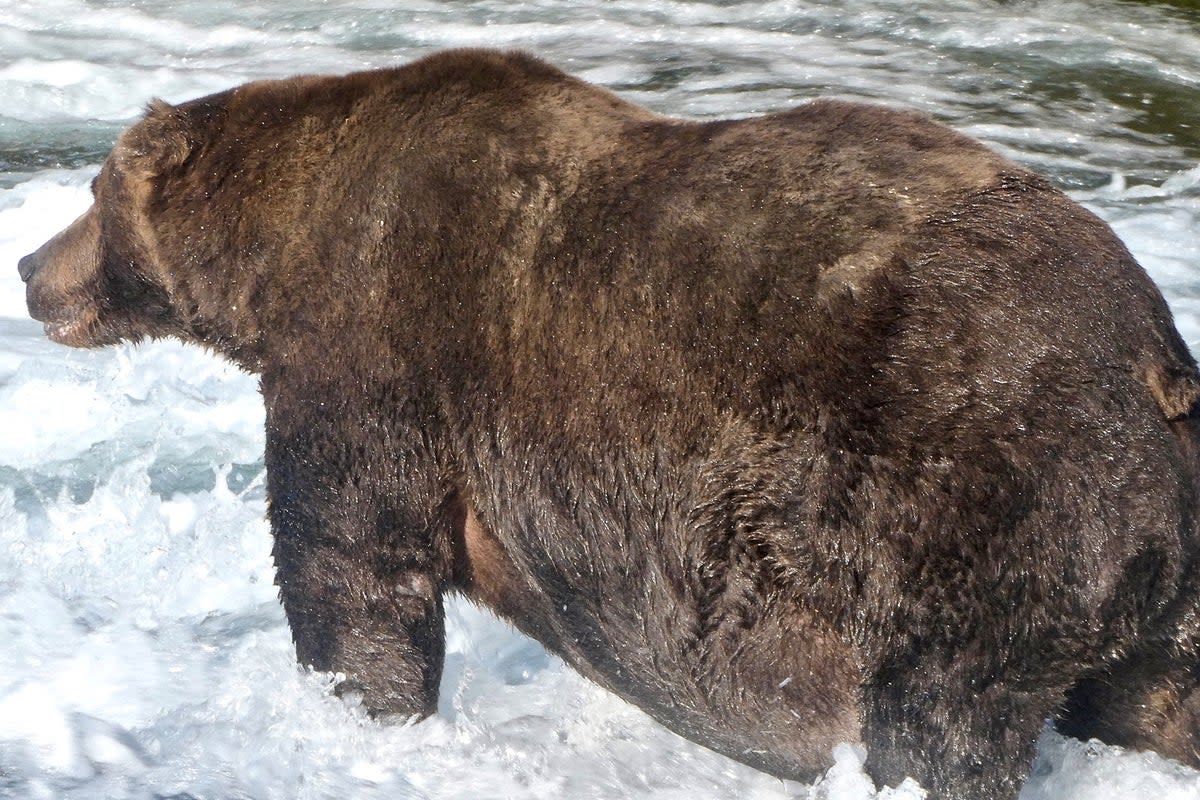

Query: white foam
left=1071, top=164, right=1200, bottom=350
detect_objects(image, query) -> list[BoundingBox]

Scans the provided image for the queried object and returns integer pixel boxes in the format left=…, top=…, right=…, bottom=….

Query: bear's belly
left=455, top=502, right=863, bottom=779
left=459, top=504, right=538, bottom=624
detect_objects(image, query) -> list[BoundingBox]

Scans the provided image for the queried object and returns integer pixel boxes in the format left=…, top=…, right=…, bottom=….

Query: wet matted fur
left=19, top=49, right=1200, bottom=799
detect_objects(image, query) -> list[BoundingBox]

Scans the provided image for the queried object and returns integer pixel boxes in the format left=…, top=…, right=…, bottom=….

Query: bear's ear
left=116, top=98, right=211, bottom=179
left=140, top=99, right=194, bottom=172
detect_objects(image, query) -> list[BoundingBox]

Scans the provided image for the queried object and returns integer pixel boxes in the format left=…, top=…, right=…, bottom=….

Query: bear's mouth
left=42, top=308, right=98, bottom=347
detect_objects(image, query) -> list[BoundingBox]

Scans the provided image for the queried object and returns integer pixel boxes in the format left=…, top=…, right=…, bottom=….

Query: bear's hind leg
left=1055, top=411, right=1200, bottom=768
left=863, top=662, right=1065, bottom=800
left=1058, top=652, right=1200, bottom=768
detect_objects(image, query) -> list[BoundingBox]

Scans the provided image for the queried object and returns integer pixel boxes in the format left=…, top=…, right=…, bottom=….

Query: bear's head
left=19, top=101, right=209, bottom=350
left=18, top=97, right=243, bottom=357
left=19, top=59, right=550, bottom=374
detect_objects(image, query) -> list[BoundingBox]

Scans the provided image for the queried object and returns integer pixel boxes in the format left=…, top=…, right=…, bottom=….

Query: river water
left=1, top=2, right=1198, bottom=798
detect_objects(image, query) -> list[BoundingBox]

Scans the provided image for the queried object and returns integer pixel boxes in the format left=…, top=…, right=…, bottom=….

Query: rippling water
left=1, top=2, right=1199, bottom=799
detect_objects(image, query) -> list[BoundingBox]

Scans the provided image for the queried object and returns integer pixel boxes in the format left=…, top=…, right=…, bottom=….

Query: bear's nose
left=17, top=252, right=38, bottom=283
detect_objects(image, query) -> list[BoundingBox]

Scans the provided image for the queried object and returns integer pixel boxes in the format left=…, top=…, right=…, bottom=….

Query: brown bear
left=17, top=48, right=1200, bottom=800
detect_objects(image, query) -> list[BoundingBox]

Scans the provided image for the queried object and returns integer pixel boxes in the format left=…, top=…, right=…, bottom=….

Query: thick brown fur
left=18, top=49, right=1200, bottom=799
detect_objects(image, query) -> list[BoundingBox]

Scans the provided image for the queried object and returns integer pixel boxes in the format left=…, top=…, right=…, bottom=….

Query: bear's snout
left=21, top=238, right=64, bottom=324
left=19, top=208, right=111, bottom=346
left=17, top=251, right=38, bottom=283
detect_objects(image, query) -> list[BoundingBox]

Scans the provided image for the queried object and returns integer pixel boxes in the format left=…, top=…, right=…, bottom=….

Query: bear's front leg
left=262, top=376, right=454, bottom=720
